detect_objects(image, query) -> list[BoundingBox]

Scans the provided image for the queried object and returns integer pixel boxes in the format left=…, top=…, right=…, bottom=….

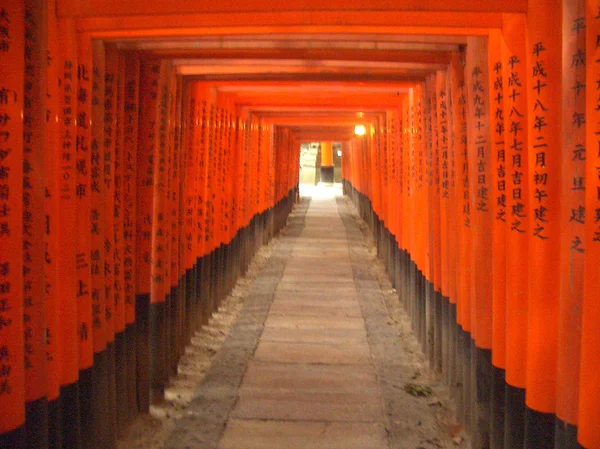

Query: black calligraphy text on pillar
left=492, top=61, right=506, bottom=224
left=531, top=41, right=550, bottom=241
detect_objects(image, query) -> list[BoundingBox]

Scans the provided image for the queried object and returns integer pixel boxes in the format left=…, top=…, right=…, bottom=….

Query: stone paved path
left=219, top=185, right=388, bottom=449
left=163, top=185, right=460, bottom=449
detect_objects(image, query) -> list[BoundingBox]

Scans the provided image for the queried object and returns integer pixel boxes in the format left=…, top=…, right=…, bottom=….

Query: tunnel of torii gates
left=1, top=0, right=600, bottom=448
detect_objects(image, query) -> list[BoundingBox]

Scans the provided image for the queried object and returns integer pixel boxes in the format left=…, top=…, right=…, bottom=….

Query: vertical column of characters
left=556, top=0, right=587, bottom=428
left=283, top=129, right=289, bottom=201
left=422, top=78, right=434, bottom=283
left=451, top=52, right=471, bottom=330
left=465, top=36, right=493, bottom=349
left=378, top=117, right=387, bottom=227
left=183, top=84, right=196, bottom=273
left=235, top=109, right=244, bottom=229
left=488, top=29, right=507, bottom=369
left=196, top=86, right=208, bottom=263
left=159, top=67, right=173, bottom=304
left=249, top=115, right=259, bottom=220
left=56, top=16, right=78, bottom=404
left=361, top=133, right=367, bottom=195
left=23, top=0, right=48, bottom=424
left=275, top=127, right=282, bottom=204
left=236, top=109, right=246, bottom=229
left=122, top=52, right=138, bottom=328
left=271, top=128, right=278, bottom=205
left=219, top=103, right=228, bottom=246
left=389, top=110, right=399, bottom=242
left=501, top=14, right=529, bottom=390
left=578, top=3, right=600, bottom=448
left=214, top=98, right=223, bottom=252
left=75, top=33, right=93, bottom=372
left=136, top=58, right=159, bottom=300
left=0, top=1, right=25, bottom=440
left=431, top=74, right=442, bottom=294
left=177, top=82, right=189, bottom=286
left=149, top=62, right=171, bottom=398
left=367, top=123, right=374, bottom=201
left=239, top=110, right=250, bottom=230
left=255, top=119, right=264, bottom=215
left=134, top=58, right=159, bottom=412
left=90, top=40, right=105, bottom=355
left=384, top=114, right=393, bottom=232
left=228, top=105, right=239, bottom=242
left=45, top=0, right=61, bottom=418
left=402, top=96, right=412, bottom=259
left=113, top=50, right=129, bottom=432
left=213, top=104, right=224, bottom=249
left=113, top=49, right=126, bottom=341
left=525, top=0, right=562, bottom=414
left=386, top=110, right=395, bottom=241
left=204, top=97, right=216, bottom=255
left=263, top=120, right=271, bottom=212
left=415, top=84, right=426, bottom=274
left=437, top=71, right=451, bottom=299
left=395, top=108, right=404, bottom=244
left=268, top=122, right=276, bottom=212
left=386, top=113, right=394, bottom=235
left=104, top=44, right=119, bottom=345
left=151, top=61, right=171, bottom=307
left=445, top=69, right=458, bottom=305
left=261, top=120, right=268, bottom=212
left=170, top=75, right=182, bottom=293
left=379, top=116, right=386, bottom=219
left=258, top=119, right=267, bottom=214
left=223, top=104, right=233, bottom=243
left=201, top=90, right=209, bottom=257
left=374, top=119, right=382, bottom=218
left=163, top=70, right=176, bottom=298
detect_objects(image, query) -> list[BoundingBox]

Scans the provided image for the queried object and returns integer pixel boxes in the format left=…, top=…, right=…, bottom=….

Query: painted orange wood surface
left=501, top=12, right=529, bottom=390
left=578, top=1, right=600, bottom=446
left=525, top=0, right=561, bottom=414
left=488, top=29, right=507, bottom=369
left=0, top=0, right=25, bottom=434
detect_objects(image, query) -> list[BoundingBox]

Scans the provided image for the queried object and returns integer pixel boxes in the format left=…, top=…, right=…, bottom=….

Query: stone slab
left=268, top=302, right=363, bottom=318
left=231, top=390, right=384, bottom=421
left=254, top=341, right=372, bottom=365
left=239, top=362, right=379, bottom=393
left=219, top=420, right=388, bottom=449
left=259, top=327, right=368, bottom=345
left=264, top=315, right=365, bottom=330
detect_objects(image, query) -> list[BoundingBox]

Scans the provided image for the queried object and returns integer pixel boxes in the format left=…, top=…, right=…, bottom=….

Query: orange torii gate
left=1, top=0, right=600, bottom=448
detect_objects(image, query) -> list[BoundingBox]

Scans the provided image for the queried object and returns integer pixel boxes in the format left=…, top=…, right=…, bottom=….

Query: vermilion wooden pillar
left=465, top=35, right=493, bottom=448
left=0, top=3, right=26, bottom=447
left=488, top=28, right=507, bottom=449
left=75, top=31, right=95, bottom=449
left=556, top=0, right=586, bottom=447
left=122, top=51, right=139, bottom=424
left=525, top=0, right=562, bottom=445
left=89, top=38, right=108, bottom=449
left=135, top=57, right=160, bottom=414
left=56, top=17, right=80, bottom=449
left=500, top=13, right=529, bottom=449
left=23, top=1, right=49, bottom=447
left=45, top=2, right=63, bottom=446
left=578, top=1, right=600, bottom=447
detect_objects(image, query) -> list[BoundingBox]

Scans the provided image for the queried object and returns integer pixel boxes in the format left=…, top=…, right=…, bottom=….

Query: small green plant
left=403, top=383, right=433, bottom=397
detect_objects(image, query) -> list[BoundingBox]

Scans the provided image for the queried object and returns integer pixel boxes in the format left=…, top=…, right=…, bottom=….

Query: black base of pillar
left=320, top=166, right=334, bottom=183
left=525, top=406, right=555, bottom=449
left=25, top=397, right=48, bottom=449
